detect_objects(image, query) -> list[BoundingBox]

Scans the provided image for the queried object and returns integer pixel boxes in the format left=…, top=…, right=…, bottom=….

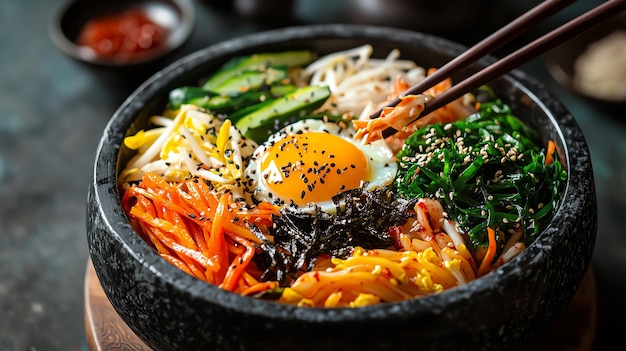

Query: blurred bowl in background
left=233, top=0, right=295, bottom=21
left=545, top=16, right=626, bottom=113
left=345, top=0, right=506, bottom=40
left=50, top=0, right=195, bottom=71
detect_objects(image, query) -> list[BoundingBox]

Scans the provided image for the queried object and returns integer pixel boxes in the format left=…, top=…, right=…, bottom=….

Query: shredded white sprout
left=119, top=105, right=257, bottom=198
left=303, top=44, right=426, bottom=116
left=497, top=242, right=526, bottom=266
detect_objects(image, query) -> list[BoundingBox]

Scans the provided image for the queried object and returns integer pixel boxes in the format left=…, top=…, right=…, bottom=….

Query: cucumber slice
left=243, top=112, right=346, bottom=144
left=211, top=66, right=289, bottom=95
left=203, top=50, right=314, bottom=91
left=234, top=85, right=331, bottom=143
left=168, top=86, right=215, bottom=109
left=189, top=91, right=269, bottom=115
left=225, top=84, right=298, bottom=122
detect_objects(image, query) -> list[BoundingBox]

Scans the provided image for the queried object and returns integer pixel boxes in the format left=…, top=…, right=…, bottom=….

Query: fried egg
left=244, top=119, right=397, bottom=212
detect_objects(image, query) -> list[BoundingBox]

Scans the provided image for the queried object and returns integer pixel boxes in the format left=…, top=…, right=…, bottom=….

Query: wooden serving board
left=84, top=259, right=596, bottom=351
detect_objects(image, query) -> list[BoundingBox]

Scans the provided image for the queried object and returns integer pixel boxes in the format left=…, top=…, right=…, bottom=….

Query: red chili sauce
left=77, top=9, right=166, bottom=60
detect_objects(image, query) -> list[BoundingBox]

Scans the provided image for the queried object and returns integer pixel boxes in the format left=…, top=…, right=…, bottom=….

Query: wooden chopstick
left=377, top=0, right=626, bottom=139
left=370, top=0, right=576, bottom=120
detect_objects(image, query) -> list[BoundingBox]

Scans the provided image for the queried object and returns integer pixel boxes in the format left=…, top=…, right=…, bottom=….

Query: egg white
left=243, top=119, right=398, bottom=213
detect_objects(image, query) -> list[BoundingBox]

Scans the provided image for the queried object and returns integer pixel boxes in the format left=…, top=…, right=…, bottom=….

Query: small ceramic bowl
left=50, top=0, right=194, bottom=70
left=87, top=24, right=597, bottom=351
left=545, top=17, right=626, bottom=112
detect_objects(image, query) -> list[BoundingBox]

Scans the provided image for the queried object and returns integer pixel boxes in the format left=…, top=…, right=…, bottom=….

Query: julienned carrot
left=241, top=281, right=279, bottom=296
left=161, top=253, right=195, bottom=277
left=220, top=235, right=255, bottom=292
left=128, top=184, right=199, bottom=250
left=477, top=227, right=496, bottom=277
left=123, top=172, right=273, bottom=291
left=131, top=209, right=215, bottom=268
left=141, top=222, right=214, bottom=281
left=207, top=191, right=229, bottom=281
left=222, top=220, right=262, bottom=244
left=187, top=220, right=209, bottom=256
left=545, top=140, right=556, bottom=165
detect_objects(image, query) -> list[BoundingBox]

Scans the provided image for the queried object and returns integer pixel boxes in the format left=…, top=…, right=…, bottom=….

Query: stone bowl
left=87, top=24, right=597, bottom=351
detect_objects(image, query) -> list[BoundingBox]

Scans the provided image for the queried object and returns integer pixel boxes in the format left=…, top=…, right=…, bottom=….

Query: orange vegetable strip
left=141, top=224, right=172, bottom=255
left=160, top=253, right=196, bottom=278
left=220, top=235, right=255, bottom=292
left=241, top=281, right=279, bottom=296
left=234, top=210, right=275, bottom=221
left=162, top=208, right=197, bottom=249
left=545, top=139, right=556, bottom=165
left=206, top=192, right=229, bottom=281
left=140, top=174, right=207, bottom=226
left=182, top=179, right=212, bottom=210
left=129, top=206, right=217, bottom=272
left=187, top=177, right=219, bottom=211
left=179, top=181, right=215, bottom=222
left=227, top=241, right=246, bottom=255
left=477, top=227, right=497, bottom=277
left=130, top=204, right=198, bottom=250
left=222, top=221, right=262, bottom=244
left=146, top=225, right=209, bottom=280
left=125, top=186, right=158, bottom=217
left=130, top=186, right=199, bottom=250
left=203, top=267, right=216, bottom=283
left=130, top=186, right=184, bottom=214
left=167, top=239, right=216, bottom=279
left=237, top=277, right=248, bottom=293
left=124, top=173, right=279, bottom=289
left=192, top=184, right=220, bottom=253
left=125, top=190, right=159, bottom=243
left=187, top=218, right=209, bottom=256
left=240, top=271, right=260, bottom=286
left=128, top=182, right=214, bottom=278
left=257, top=201, right=279, bottom=212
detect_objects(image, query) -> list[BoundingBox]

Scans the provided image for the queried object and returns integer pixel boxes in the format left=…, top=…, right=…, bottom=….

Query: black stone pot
left=87, top=24, right=597, bottom=351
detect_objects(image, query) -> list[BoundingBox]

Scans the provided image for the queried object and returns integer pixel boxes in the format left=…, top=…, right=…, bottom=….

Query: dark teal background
left=0, top=0, right=623, bottom=350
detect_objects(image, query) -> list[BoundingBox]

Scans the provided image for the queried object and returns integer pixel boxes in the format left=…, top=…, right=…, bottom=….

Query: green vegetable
left=194, top=91, right=271, bottom=115
left=210, top=66, right=289, bottom=95
left=168, top=84, right=299, bottom=115
left=223, top=85, right=298, bottom=122
left=394, top=99, right=567, bottom=253
left=168, top=86, right=216, bottom=110
left=234, top=85, right=331, bottom=143
left=165, top=51, right=329, bottom=145
left=202, top=50, right=315, bottom=91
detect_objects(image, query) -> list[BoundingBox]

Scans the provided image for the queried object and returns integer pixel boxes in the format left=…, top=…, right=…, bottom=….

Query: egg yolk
left=259, top=132, right=369, bottom=206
